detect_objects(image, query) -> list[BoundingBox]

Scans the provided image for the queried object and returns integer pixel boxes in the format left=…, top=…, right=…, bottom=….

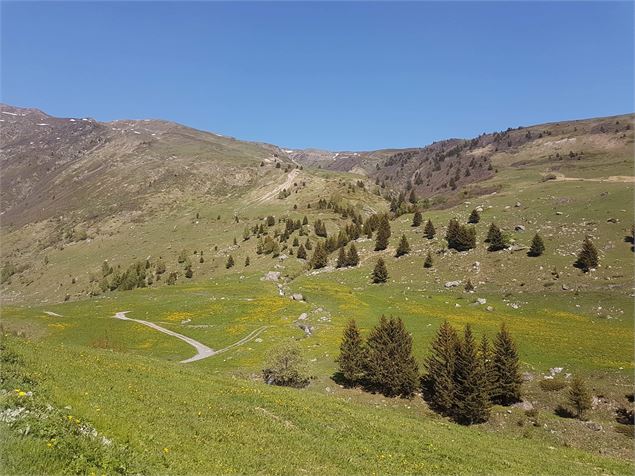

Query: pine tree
left=375, top=215, right=391, bottom=251
left=310, top=241, right=328, bottom=269
left=296, top=244, right=307, bottom=260
left=424, top=219, right=436, bottom=239
left=337, top=319, right=366, bottom=385
left=485, top=223, right=497, bottom=243
left=487, top=224, right=507, bottom=251
left=225, top=255, right=235, bottom=269
left=447, top=220, right=477, bottom=252
left=395, top=234, right=411, bottom=257
left=365, top=315, right=419, bottom=397
left=528, top=233, right=545, bottom=257
left=464, top=279, right=474, bottom=292
left=184, top=265, right=193, bottom=278
left=245, top=256, right=250, bottom=266
left=412, top=210, right=423, bottom=227
left=491, top=323, right=522, bottom=405
left=574, top=237, right=598, bottom=272
left=423, top=251, right=433, bottom=268
left=346, top=243, right=360, bottom=266
left=336, top=247, right=347, bottom=268
left=567, top=375, right=592, bottom=419
left=453, top=325, right=491, bottom=425
left=446, top=218, right=460, bottom=245
left=372, top=258, right=388, bottom=283
left=425, top=321, right=459, bottom=415
left=468, top=209, right=480, bottom=224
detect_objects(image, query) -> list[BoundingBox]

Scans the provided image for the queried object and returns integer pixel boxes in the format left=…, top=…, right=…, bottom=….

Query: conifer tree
left=346, top=243, right=360, bottom=266
left=225, top=255, right=235, bottom=269
left=412, top=210, right=423, bottom=227
left=244, top=256, right=250, bottom=266
left=468, top=209, right=480, bottom=224
left=184, top=265, right=193, bottom=278
left=424, top=251, right=433, bottom=268
left=487, top=224, right=508, bottom=251
left=310, top=241, right=328, bottom=269
left=567, top=375, right=592, bottom=419
left=296, top=244, right=307, bottom=260
left=447, top=220, right=477, bottom=251
left=425, top=321, right=459, bottom=415
left=337, top=319, right=366, bottom=385
left=336, top=247, right=347, bottom=268
left=372, top=258, right=388, bottom=283
left=574, top=237, right=599, bottom=272
left=528, top=233, right=545, bottom=257
left=454, top=325, right=491, bottom=425
left=446, top=218, right=460, bottom=245
left=424, top=219, right=436, bottom=239
left=365, top=315, right=419, bottom=397
left=395, top=234, right=411, bottom=257
left=491, top=323, right=522, bottom=405
left=375, top=215, right=391, bottom=251
left=485, top=223, right=497, bottom=243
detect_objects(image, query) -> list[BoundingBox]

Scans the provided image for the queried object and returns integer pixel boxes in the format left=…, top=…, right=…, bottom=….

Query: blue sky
left=1, top=1, right=633, bottom=150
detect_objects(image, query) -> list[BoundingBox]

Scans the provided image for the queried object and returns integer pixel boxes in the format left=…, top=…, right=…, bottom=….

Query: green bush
left=539, top=378, right=567, bottom=392
left=262, top=340, right=311, bottom=388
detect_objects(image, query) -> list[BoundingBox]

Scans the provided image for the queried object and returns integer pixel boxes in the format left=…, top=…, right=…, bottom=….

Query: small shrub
left=539, top=378, right=567, bottom=392
left=262, top=340, right=311, bottom=388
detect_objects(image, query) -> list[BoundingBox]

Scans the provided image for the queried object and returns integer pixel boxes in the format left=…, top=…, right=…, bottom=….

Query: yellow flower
left=163, top=447, right=169, bottom=454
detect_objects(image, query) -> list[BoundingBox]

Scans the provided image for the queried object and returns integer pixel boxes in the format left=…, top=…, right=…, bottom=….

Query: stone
left=522, top=372, right=534, bottom=382
left=513, top=400, right=534, bottom=411
left=476, top=298, right=487, bottom=305
left=486, top=306, right=494, bottom=312
left=514, top=225, right=526, bottom=232
left=585, top=421, right=603, bottom=432
left=263, top=271, right=280, bottom=282
left=444, top=280, right=462, bottom=288
left=297, top=323, right=314, bottom=336
left=515, top=201, right=521, bottom=207
left=291, top=293, right=304, bottom=301
left=298, top=312, right=308, bottom=320
left=556, top=211, right=563, bottom=215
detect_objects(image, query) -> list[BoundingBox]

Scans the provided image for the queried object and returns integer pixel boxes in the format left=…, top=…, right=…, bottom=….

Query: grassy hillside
left=1, top=107, right=633, bottom=474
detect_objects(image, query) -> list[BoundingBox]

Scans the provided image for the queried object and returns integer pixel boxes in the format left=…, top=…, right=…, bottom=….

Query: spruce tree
left=296, top=244, right=307, bottom=260
left=574, top=237, right=599, bottom=272
left=528, top=233, right=545, bottom=257
left=395, top=234, right=411, bottom=257
left=372, top=258, right=388, bottom=283
left=424, top=251, right=433, bottom=268
left=365, top=315, right=419, bottom=397
left=245, top=256, right=250, bottom=266
left=424, top=219, right=436, bottom=239
left=336, top=247, right=347, bottom=268
left=567, top=375, right=592, bottom=419
left=310, top=241, right=328, bottom=269
left=491, top=323, right=522, bottom=405
left=346, top=243, right=360, bottom=266
left=487, top=224, right=507, bottom=251
left=468, top=209, right=480, bottom=224
left=225, top=255, right=235, bottom=269
left=454, top=325, right=491, bottom=425
left=337, top=319, right=366, bottom=385
left=446, top=218, right=460, bottom=245
left=485, top=223, right=497, bottom=243
left=425, top=321, right=459, bottom=415
left=412, top=210, right=423, bottom=227
left=375, top=215, right=391, bottom=251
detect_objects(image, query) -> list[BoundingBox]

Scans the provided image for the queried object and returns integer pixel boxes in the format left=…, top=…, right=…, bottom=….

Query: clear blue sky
left=1, top=1, right=633, bottom=150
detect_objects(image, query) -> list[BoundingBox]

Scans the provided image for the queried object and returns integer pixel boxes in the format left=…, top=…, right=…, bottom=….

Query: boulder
left=263, top=271, right=280, bottom=282
left=514, top=225, right=526, bottom=232
left=444, top=280, right=462, bottom=288
left=476, top=298, right=487, bottom=305
left=515, top=201, right=522, bottom=207
left=298, top=312, right=308, bottom=320
left=297, top=323, right=314, bottom=336
left=291, top=293, right=304, bottom=301
left=512, top=400, right=534, bottom=411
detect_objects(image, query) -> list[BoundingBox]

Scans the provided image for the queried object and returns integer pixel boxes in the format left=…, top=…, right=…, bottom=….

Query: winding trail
left=114, top=311, right=268, bottom=363
left=251, top=168, right=300, bottom=204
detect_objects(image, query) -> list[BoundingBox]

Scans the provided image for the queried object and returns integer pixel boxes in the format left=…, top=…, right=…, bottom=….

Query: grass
left=1, top=334, right=632, bottom=475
